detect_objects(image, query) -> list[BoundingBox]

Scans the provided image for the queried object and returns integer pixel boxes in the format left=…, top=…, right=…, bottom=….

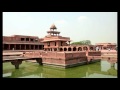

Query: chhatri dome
left=47, top=24, right=60, bottom=36
left=50, top=24, right=57, bottom=30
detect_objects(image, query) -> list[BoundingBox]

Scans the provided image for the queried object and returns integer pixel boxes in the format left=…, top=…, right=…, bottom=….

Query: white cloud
left=78, top=16, right=88, bottom=21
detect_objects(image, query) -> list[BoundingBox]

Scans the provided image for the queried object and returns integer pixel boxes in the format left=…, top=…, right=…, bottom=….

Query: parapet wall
left=87, top=51, right=101, bottom=56
left=24, top=51, right=42, bottom=58
left=101, top=50, right=117, bottom=57
left=42, top=52, right=66, bottom=59
left=65, top=52, right=86, bottom=60
left=42, top=51, right=86, bottom=60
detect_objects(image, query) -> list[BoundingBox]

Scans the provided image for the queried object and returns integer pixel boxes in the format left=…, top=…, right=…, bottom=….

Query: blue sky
left=3, top=12, right=117, bottom=44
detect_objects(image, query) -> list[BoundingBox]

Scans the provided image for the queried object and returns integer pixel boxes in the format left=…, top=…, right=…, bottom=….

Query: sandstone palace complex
left=3, top=24, right=117, bottom=68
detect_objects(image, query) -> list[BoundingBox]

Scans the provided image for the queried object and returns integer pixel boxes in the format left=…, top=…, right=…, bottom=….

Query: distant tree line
left=71, top=40, right=91, bottom=45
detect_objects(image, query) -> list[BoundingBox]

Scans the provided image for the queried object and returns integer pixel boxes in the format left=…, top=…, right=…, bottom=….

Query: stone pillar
left=14, top=44, right=16, bottom=50
left=38, top=45, right=39, bottom=50
left=101, top=46, right=103, bottom=50
left=41, top=45, right=43, bottom=50
left=36, top=58, right=42, bottom=65
left=57, top=48, right=59, bottom=51
left=86, top=46, right=88, bottom=51
left=11, top=60, right=22, bottom=69
left=8, top=44, right=10, bottom=50
left=25, top=45, right=26, bottom=50
left=34, top=45, right=35, bottom=50
left=29, top=45, right=31, bottom=50
left=3, top=44, right=4, bottom=50
left=110, top=46, right=112, bottom=50
left=38, top=45, right=40, bottom=50
left=88, top=46, right=89, bottom=51
left=100, top=46, right=102, bottom=50
left=82, top=47, right=84, bottom=51
left=20, top=44, right=21, bottom=50
left=69, top=41, right=70, bottom=46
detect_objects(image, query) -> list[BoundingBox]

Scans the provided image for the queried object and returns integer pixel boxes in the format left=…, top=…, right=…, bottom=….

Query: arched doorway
left=48, top=48, right=50, bottom=51
left=68, top=47, right=71, bottom=51
left=90, top=47, right=93, bottom=51
left=64, top=48, right=67, bottom=51
left=78, top=47, right=82, bottom=51
left=83, top=47, right=88, bottom=51
left=59, top=48, right=63, bottom=51
left=54, top=48, right=57, bottom=51
left=73, top=47, right=76, bottom=51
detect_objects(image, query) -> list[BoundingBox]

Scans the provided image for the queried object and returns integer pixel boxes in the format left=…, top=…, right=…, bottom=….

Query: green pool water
left=3, top=60, right=117, bottom=78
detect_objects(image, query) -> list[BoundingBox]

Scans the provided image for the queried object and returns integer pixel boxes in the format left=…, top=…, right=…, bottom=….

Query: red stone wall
left=42, top=52, right=87, bottom=66
left=101, top=51, right=117, bottom=57
left=44, top=41, right=67, bottom=48
left=65, top=52, right=86, bottom=59
left=50, top=42, right=55, bottom=46
left=24, top=51, right=42, bottom=58
left=65, top=57, right=87, bottom=65
left=56, top=41, right=61, bottom=46
left=3, top=35, right=42, bottom=42
left=3, top=36, right=13, bottom=42
left=42, top=52, right=66, bottom=59
left=42, top=58, right=65, bottom=65
left=3, top=36, right=22, bottom=42
left=87, top=51, right=101, bottom=56
left=61, top=42, right=67, bottom=46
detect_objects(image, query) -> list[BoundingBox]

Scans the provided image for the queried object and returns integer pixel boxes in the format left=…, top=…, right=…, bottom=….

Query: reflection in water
left=3, top=73, right=12, bottom=78
left=19, top=75, right=42, bottom=78
left=3, top=60, right=117, bottom=78
left=115, top=63, right=117, bottom=70
left=101, top=60, right=111, bottom=72
left=84, top=73, right=117, bottom=78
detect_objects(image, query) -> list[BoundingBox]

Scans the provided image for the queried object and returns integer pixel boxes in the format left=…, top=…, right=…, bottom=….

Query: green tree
left=71, top=40, right=91, bottom=45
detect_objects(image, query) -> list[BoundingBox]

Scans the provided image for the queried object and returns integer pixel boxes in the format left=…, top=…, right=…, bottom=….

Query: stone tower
left=41, top=24, right=71, bottom=51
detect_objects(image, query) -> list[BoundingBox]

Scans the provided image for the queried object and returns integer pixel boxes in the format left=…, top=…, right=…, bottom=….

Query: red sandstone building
left=3, top=24, right=117, bottom=68
left=3, top=24, right=117, bottom=51
left=41, top=24, right=102, bottom=68
left=3, top=35, right=44, bottom=50
left=41, top=24, right=96, bottom=52
left=95, top=43, right=117, bottom=50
